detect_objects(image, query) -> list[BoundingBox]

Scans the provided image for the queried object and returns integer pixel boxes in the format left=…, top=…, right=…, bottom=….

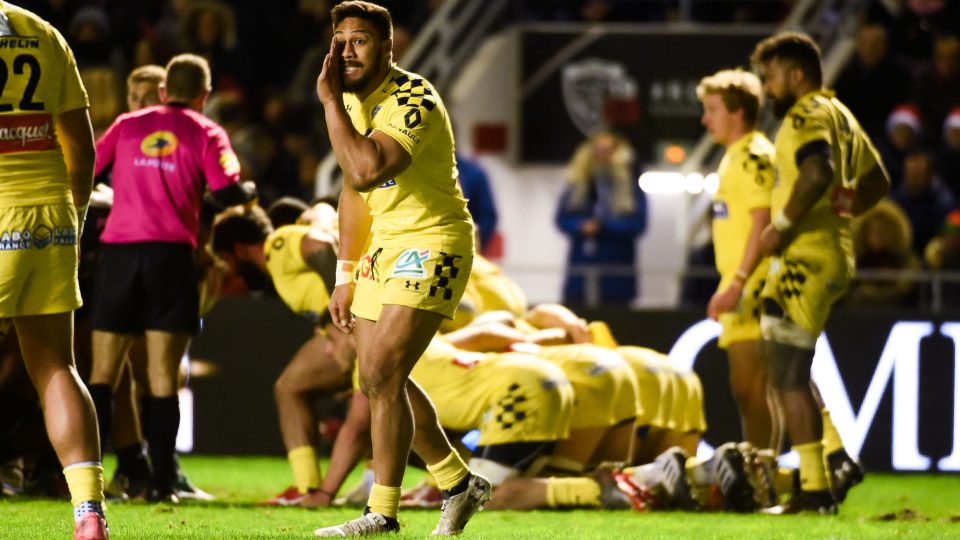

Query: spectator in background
left=925, top=208, right=960, bottom=306
left=556, top=129, right=647, bottom=307
left=847, top=199, right=920, bottom=307
left=69, top=6, right=124, bottom=133
left=913, top=33, right=960, bottom=147
left=180, top=0, right=248, bottom=94
left=456, top=154, right=498, bottom=253
left=892, top=148, right=955, bottom=255
left=834, top=22, right=912, bottom=143
left=878, top=104, right=923, bottom=187
left=939, top=107, right=960, bottom=191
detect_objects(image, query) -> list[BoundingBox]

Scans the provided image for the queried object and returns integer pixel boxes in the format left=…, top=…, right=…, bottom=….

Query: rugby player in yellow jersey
left=211, top=205, right=361, bottom=508
left=750, top=32, right=890, bottom=514
left=697, top=69, right=777, bottom=451
left=0, top=3, right=108, bottom=538
left=316, top=2, right=487, bottom=535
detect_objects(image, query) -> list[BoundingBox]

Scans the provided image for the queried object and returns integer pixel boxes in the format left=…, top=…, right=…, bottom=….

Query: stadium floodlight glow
left=639, top=171, right=718, bottom=195
left=638, top=171, right=686, bottom=194
left=704, top=173, right=719, bottom=194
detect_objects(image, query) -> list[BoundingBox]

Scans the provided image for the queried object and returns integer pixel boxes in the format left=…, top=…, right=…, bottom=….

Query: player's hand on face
left=329, top=283, right=356, bottom=334
left=759, top=223, right=784, bottom=256
left=317, top=38, right=345, bottom=106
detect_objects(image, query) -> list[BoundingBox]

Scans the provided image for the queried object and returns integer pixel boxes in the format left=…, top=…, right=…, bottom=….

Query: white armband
left=772, top=210, right=794, bottom=232
left=335, top=260, right=357, bottom=286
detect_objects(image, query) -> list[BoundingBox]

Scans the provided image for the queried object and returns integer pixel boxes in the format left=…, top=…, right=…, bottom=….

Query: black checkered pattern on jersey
left=429, top=252, right=462, bottom=301
left=391, top=76, right=436, bottom=111
left=494, top=383, right=528, bottom=429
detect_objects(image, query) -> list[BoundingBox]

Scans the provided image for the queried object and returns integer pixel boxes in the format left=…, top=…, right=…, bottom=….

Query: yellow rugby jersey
left=465, top=255, right=528, bottom=316
left=772, top=90, right=881, bottom=259
left=264, top=225, right=332, bottom=324
left=0, top=2, right=88, bottom=207
left=343, top=65, right=473, bottom=245
left=713, top=131, right=774, bottom=278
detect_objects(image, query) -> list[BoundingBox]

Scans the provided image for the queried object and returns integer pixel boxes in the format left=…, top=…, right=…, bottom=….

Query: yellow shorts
left=538, top=344, right=639, bottom=430
left=0, top=204, right=80, bottom=317
left=616, top=346, right=667, bottom=427
left=411, top=349, right=573, bottom=445
left=475, top=353, right=573, bottom=446
left=352, top=240, right=473, bottom=321
left=718, top=259, right=769, bottom=349
left=761, top=242, right=852, bottom=335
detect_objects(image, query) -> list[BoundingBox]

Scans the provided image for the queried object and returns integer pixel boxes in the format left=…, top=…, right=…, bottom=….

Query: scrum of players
left=205, top=195, right=866, bottom=517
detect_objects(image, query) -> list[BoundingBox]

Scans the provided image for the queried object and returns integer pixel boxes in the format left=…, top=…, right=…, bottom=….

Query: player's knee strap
left=760, top=314, right=817, bottom=350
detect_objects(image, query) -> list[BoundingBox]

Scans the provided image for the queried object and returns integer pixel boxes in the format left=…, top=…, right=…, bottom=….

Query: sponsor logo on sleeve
left=392, top=248, right=430, bottom=278
left=379, top=179, right=396, bottom=188
left=219, top=150, right=240, bottom=175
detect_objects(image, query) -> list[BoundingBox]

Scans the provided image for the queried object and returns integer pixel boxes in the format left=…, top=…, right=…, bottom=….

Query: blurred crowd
left=830, top=1, right=960, bottom=308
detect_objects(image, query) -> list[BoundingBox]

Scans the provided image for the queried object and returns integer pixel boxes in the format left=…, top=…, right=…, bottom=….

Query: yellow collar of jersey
left=354, top=64, right=401, bottom=110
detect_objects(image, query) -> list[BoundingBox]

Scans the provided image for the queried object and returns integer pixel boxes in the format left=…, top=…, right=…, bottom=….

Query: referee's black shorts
left=92, top=242, right=200, bottom=335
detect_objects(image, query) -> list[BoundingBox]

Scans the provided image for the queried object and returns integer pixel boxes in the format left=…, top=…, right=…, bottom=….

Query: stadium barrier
left=188, top=297, right=959, bottom=473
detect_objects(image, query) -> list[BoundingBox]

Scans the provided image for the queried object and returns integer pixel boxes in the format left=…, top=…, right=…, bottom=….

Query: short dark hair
left=212, top=208, right=273, bottom=254
left=164, top=53, right=211, bottom=100
left=331, top=1, right=392, bottom=40
left=751, top=32, right=823, bottom=87
left=266, top=197, right=309, bottom=228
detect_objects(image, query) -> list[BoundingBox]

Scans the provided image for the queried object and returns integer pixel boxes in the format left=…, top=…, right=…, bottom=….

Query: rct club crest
left=562, top=58, right=638, bottom=136
left=392, top=248, right=430, bottom=278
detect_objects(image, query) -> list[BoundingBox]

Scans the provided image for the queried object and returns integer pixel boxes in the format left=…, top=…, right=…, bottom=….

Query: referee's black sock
left=115, top=443, right=152, bottom=480
left=144, top=396, right=180, bottom=491
left=87, top=384, right=114, bottom=455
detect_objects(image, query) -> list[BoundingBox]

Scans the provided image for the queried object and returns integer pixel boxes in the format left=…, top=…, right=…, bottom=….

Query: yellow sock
left=821, top=409, right=844, bottom=456
left=63, top=462, right=104, bottom=506
left=367, top=483, right=400, bottom=518
left=588, top=321, right=619, bottom=348
left=545, top=477, right=601, bottom=507
left=288, top=446, right=321, bottom=494
left=425, top=451, right=469, bottom=491
left=424, top=473, right=439, bottom=488
left=795, top=441, right=829, bottom=492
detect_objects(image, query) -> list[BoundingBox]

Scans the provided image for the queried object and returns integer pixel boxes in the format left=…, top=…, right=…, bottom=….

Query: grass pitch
left=2, top=456, right=959, bottom=539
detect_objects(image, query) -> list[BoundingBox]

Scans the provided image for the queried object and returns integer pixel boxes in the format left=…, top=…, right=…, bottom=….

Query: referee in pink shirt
left=86, top=54, right=255, bottom=501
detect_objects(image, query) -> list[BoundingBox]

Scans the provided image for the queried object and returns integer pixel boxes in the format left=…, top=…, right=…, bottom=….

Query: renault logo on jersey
left=392, top=248, right=430, bottom=278
left=140, top=131, right=179, bottom=157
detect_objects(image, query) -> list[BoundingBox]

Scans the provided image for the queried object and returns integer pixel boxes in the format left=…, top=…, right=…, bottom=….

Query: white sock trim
left=63, top=461, right=102, bottom=472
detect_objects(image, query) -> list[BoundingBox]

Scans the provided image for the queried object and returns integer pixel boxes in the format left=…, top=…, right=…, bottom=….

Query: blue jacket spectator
left=555, top=130, right=647, bottom=306
left=892, top=148, right=955, bottom=255
left=456, top=154, right=498, bottom=252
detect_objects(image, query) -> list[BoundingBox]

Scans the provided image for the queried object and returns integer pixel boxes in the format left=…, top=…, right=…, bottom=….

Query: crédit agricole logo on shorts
left=136, top=131, right=178, bottom=171
left=392, top=248, right=430, bottom=278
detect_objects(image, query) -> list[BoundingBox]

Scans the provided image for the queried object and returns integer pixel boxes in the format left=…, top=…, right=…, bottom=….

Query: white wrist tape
left=335, top=260, right=357, bottom=286
left=772, top=210, right=794, bottom=232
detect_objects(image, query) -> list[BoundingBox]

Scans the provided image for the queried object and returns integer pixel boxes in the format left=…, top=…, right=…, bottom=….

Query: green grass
left=3, top=456, right=960, bottom=539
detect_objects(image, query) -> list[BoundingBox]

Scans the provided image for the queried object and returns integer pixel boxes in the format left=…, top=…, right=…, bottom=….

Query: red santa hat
left=886, top=104, right=922, bottom=135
